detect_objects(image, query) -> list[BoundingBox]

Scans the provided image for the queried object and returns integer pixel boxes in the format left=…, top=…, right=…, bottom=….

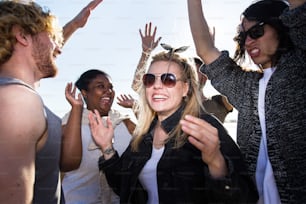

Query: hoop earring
left=183, top=96, right=188, bottom=102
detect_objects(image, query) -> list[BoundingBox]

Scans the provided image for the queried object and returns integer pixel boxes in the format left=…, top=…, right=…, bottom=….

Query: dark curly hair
left=233, top=0, right=293, bottom=67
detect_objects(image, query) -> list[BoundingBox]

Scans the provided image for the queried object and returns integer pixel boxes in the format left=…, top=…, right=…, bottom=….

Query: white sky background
left=35, top=0, right=254, bottom=138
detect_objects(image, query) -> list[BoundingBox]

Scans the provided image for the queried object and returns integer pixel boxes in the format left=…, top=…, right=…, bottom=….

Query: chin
left=39, top=62, right=58, bottom=78
left=44, top=69, right=57, bottom=78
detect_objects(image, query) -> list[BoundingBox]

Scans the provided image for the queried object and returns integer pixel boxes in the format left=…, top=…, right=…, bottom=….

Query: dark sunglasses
left=240, top=22, right=265, bottom=43
left=142, top=73, right=183, bottom=88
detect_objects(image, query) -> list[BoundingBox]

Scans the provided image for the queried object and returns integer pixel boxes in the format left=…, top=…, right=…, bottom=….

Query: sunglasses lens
left=143, top=74, right=155, bottom=87
left=240, top=22, right=265, bottom=44
left=249, top=25, right=264, bottom=39
left=161, top=73, right=176, bottom=87
left=143, top=73, right=177, bottom=88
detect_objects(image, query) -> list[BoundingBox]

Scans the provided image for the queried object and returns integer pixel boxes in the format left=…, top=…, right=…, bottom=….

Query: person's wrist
left=102, top=145, right=115, bottom=156
left=207, top=154, right=227, bottom=178
left=142, top=50, right=151, bottom=56
left=132, top=100, right=138, bottom=110
left=73, top=103, right=84, bottom=109
left=142, top=48, right=152, bottom=55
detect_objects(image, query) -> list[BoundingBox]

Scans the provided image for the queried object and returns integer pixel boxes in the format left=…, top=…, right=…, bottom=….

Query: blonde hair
left=131, top=51, right=204, bottom=151
left=0, top=0, right=63, bottom=65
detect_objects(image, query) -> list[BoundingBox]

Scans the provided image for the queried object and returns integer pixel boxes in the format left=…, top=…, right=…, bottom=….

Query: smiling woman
left=61, top=69, right=135, bottom=203
left=87, top=49, right=258, bottom=203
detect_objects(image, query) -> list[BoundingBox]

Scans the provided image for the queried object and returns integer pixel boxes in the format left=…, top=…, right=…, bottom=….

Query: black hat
left=243, top=0, right=288, bottom=23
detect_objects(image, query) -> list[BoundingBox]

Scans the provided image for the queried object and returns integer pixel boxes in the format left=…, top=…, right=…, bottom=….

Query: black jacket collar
left=149, top=104, right=185, bottom=135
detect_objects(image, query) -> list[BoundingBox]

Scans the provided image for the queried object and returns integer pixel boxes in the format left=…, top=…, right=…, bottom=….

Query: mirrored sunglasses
left=142, top=73, right=182, bottom=88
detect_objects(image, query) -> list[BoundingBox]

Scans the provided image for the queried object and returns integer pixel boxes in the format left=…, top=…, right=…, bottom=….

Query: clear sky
left=35, top=0, right=254, bottom=137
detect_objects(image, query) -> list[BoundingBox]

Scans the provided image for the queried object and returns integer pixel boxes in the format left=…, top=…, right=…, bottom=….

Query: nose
left=53, top=46, right=62, bottom=56
left=245, top=35, right=255, bottom=47
left=106, top=87, right=114, bottom=94
left=153, top=76, right=163, bottom=88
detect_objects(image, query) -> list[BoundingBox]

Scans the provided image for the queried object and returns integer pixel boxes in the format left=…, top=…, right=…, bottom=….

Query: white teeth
left=153, top=94, right=167, bottom=99
left=251, top=48, right=259, bottom=54
left=101, top=97, right=110, bottom=101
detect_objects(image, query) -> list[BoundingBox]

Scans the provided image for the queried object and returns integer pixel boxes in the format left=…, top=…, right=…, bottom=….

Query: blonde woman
left=88, top=49, right=258, bottom=203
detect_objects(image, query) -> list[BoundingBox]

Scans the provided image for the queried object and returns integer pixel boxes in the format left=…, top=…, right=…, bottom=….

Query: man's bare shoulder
left=0, top=85, right=46, bottom=142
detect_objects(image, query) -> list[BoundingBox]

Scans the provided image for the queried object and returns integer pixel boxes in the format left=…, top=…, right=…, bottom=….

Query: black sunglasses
left=240, top=22, right=265, bottom=43
left=142, top=73, right=183, bottom=88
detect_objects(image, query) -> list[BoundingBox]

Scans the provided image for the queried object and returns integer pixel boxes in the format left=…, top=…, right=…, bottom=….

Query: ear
left=182, top=81, right=189, bottom=97
left=80, top=89, right=87, bottom=99
left=12, top=25, right=30, bottom=46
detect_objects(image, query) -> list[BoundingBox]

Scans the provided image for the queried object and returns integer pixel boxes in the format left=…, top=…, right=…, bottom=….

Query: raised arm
left=117, top=94, right=135, bottom=109
left=60, top=83, right=84, bottom=172
left=62, top=0, right=103, bottom=45
left=88, top=109, right=115, bottom=160
left=131, top=22, right=161, bottom=92
left=116, top=94, right=140, bottom=119
left=187, top=0, right=221, bottom=64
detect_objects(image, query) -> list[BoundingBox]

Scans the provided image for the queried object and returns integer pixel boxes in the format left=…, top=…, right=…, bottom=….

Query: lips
left=248, top=48, right=260, bottom=58
left=152, top=94, right=167, bottom=101
left=100, top=96, right=112, bottom=104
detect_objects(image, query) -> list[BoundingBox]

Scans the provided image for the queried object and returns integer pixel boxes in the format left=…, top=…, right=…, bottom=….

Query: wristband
left=142, top=50, right=151, bottom=56
left=103, top=146, right=115, bottom=155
